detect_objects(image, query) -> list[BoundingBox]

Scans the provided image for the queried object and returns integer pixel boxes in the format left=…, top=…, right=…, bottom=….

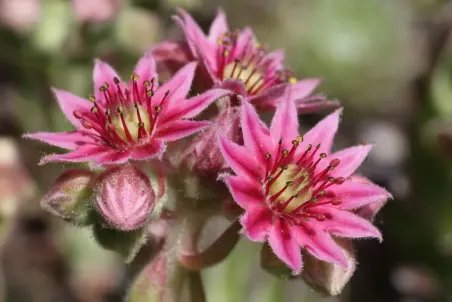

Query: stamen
left=270, top=181, right=291, bottom=202
left=117, top=105, right=134, bottom=143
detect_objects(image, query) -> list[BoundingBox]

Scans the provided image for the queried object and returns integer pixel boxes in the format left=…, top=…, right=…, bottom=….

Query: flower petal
left=291, top=79, right=322, bottom=100
left=130, top=52, right=158, bottom=96
left=161, top=88, right=229, bottom=124
left=95, top=150, right=131, bottom=165
left=299, top=108, right=342, bottom=157
left=223, top=174, right=264, bottom=210
left=218, top=135, right=263, bottom=183
left=296, top=96, right=340, bottom=114
left=52, top=88, right=91, bottom=128
left=155, top=120, right=210, bottom=142
left=40, top=144, right=113, bottom=165
left=270, top=89, right=299, bottom=145
left=174, top=9, right=211, bottom=60
left=333, top=179, right=392, bottom=211
left=231, top=27, right=256, bottom=59
left=326, top=144, right=373, bottom=178
left=151, top=40, right=193, bottom=75
left=23, top=131, right=98, bottom=150
left=240, top=205, right=272, bottom=241
left=312, top=206, right=382, bottom=241
left=130, top=141, right=166, bottom=161
left=248, top=84, right=287, bottom=110
left=215, top=79, right=247, bottom=97
left=241, top=101, right=272, bottom=165
left=153, top=62, right=197, bottom=108
left=268, top=218, right=302, bottom=274
left=293, top=225, right=347, bottom=267
left=208, top=9, right=229, bottom=41
left=261, top=49, right=285, bottom=74
left=93, top=59, right=122, bottom=102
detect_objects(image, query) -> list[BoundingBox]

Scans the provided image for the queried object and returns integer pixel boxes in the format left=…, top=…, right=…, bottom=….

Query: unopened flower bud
left=94, top=164, right=155, bottom=231
left=41, top=168, right=95, bottom=226
left=181, top=105, right=241, bottom=177
left=301, top=238, right=356, bottom=296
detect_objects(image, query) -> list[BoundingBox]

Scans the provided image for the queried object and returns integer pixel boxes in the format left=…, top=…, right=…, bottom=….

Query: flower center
left=216, top=31, right=297, bottom=95
left=73, top=75, right=169, bottom=149
left=268, top=165, right=312, bottom=213
left=222, top=61, right=265, bottom=93
left=263, top=138, right=345, bottom=222
left=110, top=103, right=151, bottom=143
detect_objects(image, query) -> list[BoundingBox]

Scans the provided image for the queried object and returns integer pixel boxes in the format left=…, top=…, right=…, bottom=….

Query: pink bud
left=41, top=168, right=95, bottom=226
left=181, top=105, right=241, bottom=176
left=94, top=164, right=155, bottom=231
left=301, top=238, right=356, bottom=296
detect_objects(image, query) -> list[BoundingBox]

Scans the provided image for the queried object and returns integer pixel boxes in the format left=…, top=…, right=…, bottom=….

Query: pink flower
left=218, top=97, right=391, bottom=274
left=170, top=9, right=339, bottom=112
left=24, top=54, right=229, bottom=166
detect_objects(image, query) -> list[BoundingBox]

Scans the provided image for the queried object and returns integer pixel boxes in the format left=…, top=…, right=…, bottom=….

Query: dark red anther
left=331, top=198, right=343, bottom=205
left=81, top=120, right=93, bottom=129
left=330, top=158, right=340, bottom=168
left=73, top=110, right=83, bottom=119
left=316, top=214, right=326, bottom=221
left=334, top=177, right=345, bottom=185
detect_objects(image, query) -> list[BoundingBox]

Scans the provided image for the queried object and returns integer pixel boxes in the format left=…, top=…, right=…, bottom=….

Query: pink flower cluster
left=26, top=8, right=391, bottom=281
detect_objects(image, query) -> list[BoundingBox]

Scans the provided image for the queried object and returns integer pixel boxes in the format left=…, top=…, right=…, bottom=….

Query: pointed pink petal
left=333, top=179, right=392, bottom=211
left=173, top=10, right=215, bottom=64
left=218, top=135, right=263, bottom=183
left=154, top=120, right=210, bottom=142
left=23, top=131, right=98, bottom=150
left=268, top=218, right=302, bottom=274
left=291, top=79, right=321, bottom=100
left=215, top=79, right=247, bottom=96
left=299, top=108, right=342, bottom=157
left=95, top=149, right=131, bottom=165
left=357, top=199, right=388, bottom=221
left=326, top=144, right=373, bottom=178
left=161, top=88, right=229, bottom=124
left=270, top=90, right=299, bottom=145
left=241, top=101, right=272, bottom=165
left=248, top=84, right=287, bottom=110
left=296, top=97, right=341, bottom=114
left=223, top=174, right=264, bottom=210
left=153, top=62, right=197, bottom=108
left=130, top=52, right=158, bottom=96
left=52, top=88, right=91, bottom=128
left=240, top=205, right=272, bottom=241
left=40, top=144, right=113, bottom=165
left=231, top=27, right=256, bottom=59
left=261, top=49, right=285, bottom=73
left=208, top=9, right=229, bottom=41
left=312, top=206, right=382, bottom=241
left=93, top=59, right=122, bottom=102
left=130, top=141, right=166, bottom=161
left=293, top=225, right=347, bottom=267
left=151, top=40, right=193, bottom=77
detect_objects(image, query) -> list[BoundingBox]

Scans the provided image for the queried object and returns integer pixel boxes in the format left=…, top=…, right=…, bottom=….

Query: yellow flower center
left=110, top=103, right=151, bottom=143
left=268, top=164, right=313, bottom=213
left=222, top=61, right=264, bottom=93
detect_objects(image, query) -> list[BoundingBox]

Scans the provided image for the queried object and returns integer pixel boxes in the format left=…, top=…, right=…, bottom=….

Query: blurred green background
left=1, top=0, right=452, bottom=301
